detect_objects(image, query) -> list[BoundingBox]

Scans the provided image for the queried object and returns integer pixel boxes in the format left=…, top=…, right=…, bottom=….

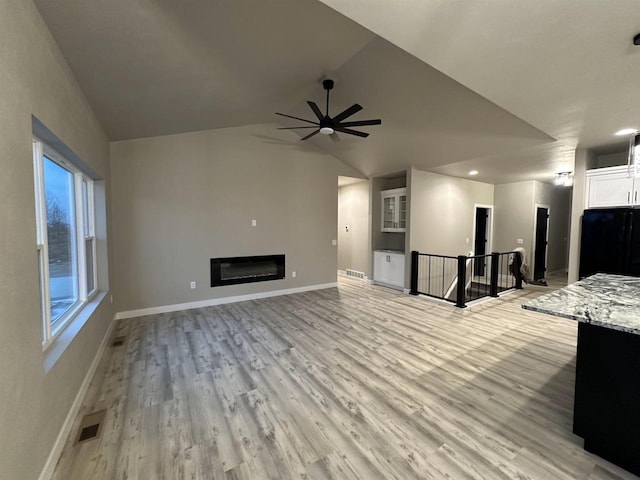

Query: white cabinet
left=586, top=166, right=640, bottom=208
left=381, top=188, right=407, bottom=232
left=373, top=250, right=405, bottom=289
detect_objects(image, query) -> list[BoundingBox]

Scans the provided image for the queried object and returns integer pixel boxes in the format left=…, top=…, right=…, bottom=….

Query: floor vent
left=345, top=269, right=366, bottom=280
left=75, top=410, right=106, bottom=444
left=111, top=336, right=125, bottom=347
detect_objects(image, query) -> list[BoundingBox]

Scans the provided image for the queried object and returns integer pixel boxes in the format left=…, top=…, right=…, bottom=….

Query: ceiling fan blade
left=329, top=133, right=340, bottom=143
left=275, top=112, right=318, bottom=125
left=332, top=103, right=363, bottom=123
left=301, top=129, right=321, bottom=140
left=334, top=126, right=369, bottom=138
left=337, top=119, right=382, bottom=127
left=277, top=126, right=319, bottom=129
left=307, top=101, right=324, bottom=121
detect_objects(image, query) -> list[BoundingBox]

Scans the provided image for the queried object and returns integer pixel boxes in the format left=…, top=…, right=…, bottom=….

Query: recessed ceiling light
left=615, top=128, right=638, bottom=136
left=468, top=170, right=479, bottom=176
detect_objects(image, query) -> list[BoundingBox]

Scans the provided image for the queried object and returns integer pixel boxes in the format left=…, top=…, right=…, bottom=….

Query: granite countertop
left=522, top=273, right=640, bottom=335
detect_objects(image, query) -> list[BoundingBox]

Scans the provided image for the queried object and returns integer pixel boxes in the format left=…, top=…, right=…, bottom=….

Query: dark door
left=579, top=208, right=630, bottom=278
left=474, top=207, right=488, bottom=276
left=534, top=207, right=549, bottom=281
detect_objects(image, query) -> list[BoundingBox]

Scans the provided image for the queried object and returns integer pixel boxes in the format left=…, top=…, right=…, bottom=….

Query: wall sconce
left=554, top=171, right=573, bottom=187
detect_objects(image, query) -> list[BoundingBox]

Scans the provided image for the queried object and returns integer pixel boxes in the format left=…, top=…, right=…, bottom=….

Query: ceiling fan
left=276, top=79, right=382, bottom=141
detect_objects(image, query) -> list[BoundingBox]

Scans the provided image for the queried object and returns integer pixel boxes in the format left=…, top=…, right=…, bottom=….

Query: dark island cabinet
left=573, top=322, right=640, bottom=476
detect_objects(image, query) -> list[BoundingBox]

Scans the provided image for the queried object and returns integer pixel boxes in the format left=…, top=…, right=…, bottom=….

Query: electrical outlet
left=292, top=271, right=297, bottom=278
left=190, top=281, right=196, bottom=289
left=332, top=239, right=337, bottom=246
left=517, top=238, right=524, bottom=244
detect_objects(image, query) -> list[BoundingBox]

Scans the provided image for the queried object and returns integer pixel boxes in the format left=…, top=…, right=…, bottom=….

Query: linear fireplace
left=210, top=254, right=285, bottom=287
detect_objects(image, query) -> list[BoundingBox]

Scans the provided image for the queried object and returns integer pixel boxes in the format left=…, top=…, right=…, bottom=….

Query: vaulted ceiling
left=34, top=0, right=640, bottom=184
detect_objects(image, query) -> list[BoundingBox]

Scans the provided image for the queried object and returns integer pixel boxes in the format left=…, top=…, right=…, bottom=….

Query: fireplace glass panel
left=211, top=255, right=285, bottom=287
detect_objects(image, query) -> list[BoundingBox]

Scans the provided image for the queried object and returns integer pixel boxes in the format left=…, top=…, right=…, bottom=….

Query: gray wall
left=0, top=2, right=113, bottom=479
left=409, top=168, right=494, bottom=256
left=533, top=181, right=572, bottom=274
left=338, top=180, right=371, bottom=277
left=494, top=181, right=535, bottom=266
left=596, top=150, right=627, bottom=168
left=568, top=148, right=598, bottom=282
left=494, top=180, right=572, bottom=278
left=110, top=124, right=361, bottom=312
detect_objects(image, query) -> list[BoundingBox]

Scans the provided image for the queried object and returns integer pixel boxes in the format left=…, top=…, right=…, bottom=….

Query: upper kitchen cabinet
left=381, top=187, right=407, bottom=232
left=586, top=166, right=639, bottom=208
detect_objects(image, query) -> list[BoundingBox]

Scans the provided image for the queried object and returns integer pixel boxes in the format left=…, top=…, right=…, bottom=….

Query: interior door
left=534, top=207, right=549, bottom=281
left=473, top=207, right=488, bottom=276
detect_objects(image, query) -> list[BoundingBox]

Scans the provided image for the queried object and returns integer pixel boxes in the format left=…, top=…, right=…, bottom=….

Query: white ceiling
left=34, top=0, right=640, bottom=184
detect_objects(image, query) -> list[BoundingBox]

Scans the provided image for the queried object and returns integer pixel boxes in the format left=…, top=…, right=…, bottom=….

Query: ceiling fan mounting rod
left=323, top=79, right=334, bottom=116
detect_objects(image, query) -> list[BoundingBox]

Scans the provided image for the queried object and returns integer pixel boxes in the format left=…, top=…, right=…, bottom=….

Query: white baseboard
left=115, top=282, right=338, bottom=321
left=38, top=315, right=117, bottom=480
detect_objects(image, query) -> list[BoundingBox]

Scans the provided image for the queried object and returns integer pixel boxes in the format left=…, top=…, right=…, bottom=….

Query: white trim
left=38, top=315, right=117, bottom=480
left=115, top=282, right=338, bottom=320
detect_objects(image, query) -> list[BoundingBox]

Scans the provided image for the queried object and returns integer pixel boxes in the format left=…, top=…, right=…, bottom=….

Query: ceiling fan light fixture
left=615, top=128, right=638, bottom=136
left=320, top=126, right=334, bottom=135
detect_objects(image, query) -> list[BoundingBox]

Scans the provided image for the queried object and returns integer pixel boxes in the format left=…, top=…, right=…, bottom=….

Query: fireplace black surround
left=210, top=254, right=285, bottom=287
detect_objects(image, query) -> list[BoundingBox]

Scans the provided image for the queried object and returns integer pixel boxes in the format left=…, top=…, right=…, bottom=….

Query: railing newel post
left=490, top=252, right=499, bottom=297
left=410, top=251, right=419, bottom=295
left=455, top=255, right=467, bottom=308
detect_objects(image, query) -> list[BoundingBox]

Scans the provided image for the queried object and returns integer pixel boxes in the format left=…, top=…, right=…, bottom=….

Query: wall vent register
left=75, top=410, right=106, bottom=444
left=211, top=255, right=285, bottom=287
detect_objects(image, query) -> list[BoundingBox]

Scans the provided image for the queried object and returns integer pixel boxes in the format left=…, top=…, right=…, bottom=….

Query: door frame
left=471, top=204, right=494, bottom=257
left=532, top=203, right=551, bottom=281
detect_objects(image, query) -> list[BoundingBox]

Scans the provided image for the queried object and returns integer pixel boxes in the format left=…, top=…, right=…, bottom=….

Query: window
left=33, top=138, right=98, bottom=347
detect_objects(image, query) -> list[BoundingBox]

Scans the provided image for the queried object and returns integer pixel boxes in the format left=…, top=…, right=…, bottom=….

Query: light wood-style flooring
left=52, top=276, right=639, bottom=479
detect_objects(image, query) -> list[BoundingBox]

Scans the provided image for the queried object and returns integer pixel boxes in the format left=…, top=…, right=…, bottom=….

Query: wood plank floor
left=52, top=276, right=639, bottom=479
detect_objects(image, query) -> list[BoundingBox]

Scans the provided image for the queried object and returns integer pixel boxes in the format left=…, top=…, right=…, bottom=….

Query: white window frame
left=33, top=137, right=98, bottom=349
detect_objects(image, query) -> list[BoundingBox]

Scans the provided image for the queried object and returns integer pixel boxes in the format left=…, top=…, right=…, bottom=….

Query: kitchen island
left=523, top=273, right=640, bottom=476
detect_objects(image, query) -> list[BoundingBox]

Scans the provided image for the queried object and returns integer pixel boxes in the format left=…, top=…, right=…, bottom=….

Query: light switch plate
left=251, top=219, right=257, bottom=226
left=332, top=239, right=337, bottom=246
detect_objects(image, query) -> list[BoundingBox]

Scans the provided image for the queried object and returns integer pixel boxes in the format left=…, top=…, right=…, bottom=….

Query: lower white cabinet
left=373, top=250, right=405, bottom=289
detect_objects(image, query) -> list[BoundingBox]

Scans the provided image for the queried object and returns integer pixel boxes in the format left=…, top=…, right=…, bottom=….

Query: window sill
left=43, top=290, right=109, bottom=373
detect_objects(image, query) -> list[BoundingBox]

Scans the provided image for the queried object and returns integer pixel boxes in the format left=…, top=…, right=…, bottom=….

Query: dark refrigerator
left=579, top=207, right=640, bottom=278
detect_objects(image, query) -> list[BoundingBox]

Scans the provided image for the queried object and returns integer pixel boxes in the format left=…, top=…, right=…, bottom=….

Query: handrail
left=410, top=250, right=523, bottom=307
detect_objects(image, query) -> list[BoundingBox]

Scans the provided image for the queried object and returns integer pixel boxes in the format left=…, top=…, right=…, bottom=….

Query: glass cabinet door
left=383, top=196, right=396, bottom=228
left=398, top=195, right=407, bottom=229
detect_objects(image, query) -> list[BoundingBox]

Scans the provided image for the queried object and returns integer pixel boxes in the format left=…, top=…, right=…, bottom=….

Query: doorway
left=472, top=205, right=493, bottom=277
left=533, top=205, right=550, bottom=282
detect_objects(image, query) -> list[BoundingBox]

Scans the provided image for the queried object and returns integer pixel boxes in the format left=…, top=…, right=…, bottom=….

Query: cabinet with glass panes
left=380, top=188, right=407, bottom=232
